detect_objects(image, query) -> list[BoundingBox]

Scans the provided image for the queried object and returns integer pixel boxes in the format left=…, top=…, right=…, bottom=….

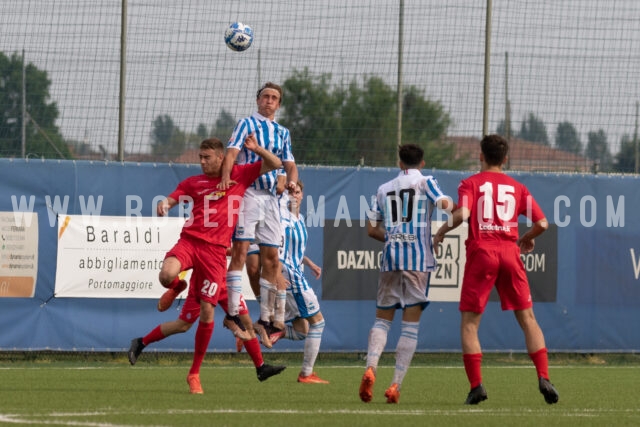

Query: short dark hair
left=200, top=138, right=224, bottom=152
left=398, top=143, right=424, bottom=167
left=480, top=134, right=509, bottom=166
left=256, top=82, right=283, bottom=102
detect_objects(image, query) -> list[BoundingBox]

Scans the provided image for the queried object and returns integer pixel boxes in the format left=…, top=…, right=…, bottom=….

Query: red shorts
left=178, top=284, right=249, bottom=324
left=165, top=236, right=249, bottom=324
left=459, top=242, right=532, bottom=313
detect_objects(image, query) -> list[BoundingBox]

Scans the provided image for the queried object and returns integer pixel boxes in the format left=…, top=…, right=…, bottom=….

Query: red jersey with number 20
left=457, top=171, right=545, bottom=245
left=168, top=162, right=262, bottom=247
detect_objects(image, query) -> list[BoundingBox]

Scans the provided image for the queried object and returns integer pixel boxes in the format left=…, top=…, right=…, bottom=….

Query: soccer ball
left=224, top=22, right=254, bottom=52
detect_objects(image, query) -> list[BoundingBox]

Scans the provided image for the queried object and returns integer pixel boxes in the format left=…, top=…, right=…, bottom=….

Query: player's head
left=200, top=138, right=224, bottom=152
left=199, top=138, right=225, bottom=176
left=256, top=82, right=283, bottom=102
left=256, top=82, right=282, bottom=119
left=398, top=144, right=425, bottom=169
left=480, top=134, right=509, bottom=166
left=288, top=180, right=304, bottom=212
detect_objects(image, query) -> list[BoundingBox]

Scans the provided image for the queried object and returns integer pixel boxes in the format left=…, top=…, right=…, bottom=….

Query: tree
left=400, top=86, right=465, bottom=169
left=555, top=121, right=582, bottom=154
left=613, top=134, right=638, bottom=173
left=586, top=129, right=613, bottom=172
left=212, top=109, right=236, bottom=140
left=279, top=69, right=463, bottom=168
left=150, top=114, right=186, bottom=160
left=280, top=68, right=347, bottom=165
left=196, top=123, right=208, bottom=140
left=518, top=113, right=549, bottom=145
left=0, top=51, right=70, bottom=158
left=339, top=76, right=397, bottom=165
left=496, top=119, right=513, bottom=139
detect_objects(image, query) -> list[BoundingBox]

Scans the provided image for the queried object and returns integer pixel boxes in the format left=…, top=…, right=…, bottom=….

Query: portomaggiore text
left=78, top=256, right=163, bottom=272
left=87, top=278, right=154, bottom=292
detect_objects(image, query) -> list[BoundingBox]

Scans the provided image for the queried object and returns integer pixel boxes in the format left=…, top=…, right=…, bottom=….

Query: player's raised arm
left=218, top=146, right=240, bottom=190
left=433, top=206, right=468, bottom=255
left=156, top=196, right=178, bottom=217
left=276, top=172, right=287, bottom=195
left=283, top=161, right=299, bottom=193
left=244, top=133, right=283, bottom=174
left=436, top=195, right=456, bottom=215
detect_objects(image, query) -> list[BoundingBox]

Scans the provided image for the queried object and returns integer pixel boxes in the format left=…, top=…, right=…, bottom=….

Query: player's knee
left=158, top=270, right=174, bottom=288
left=177, top=322, right=192, bottom=333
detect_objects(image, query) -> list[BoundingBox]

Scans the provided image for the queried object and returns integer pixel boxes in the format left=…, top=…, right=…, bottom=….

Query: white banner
left=0, top=211, right=38, bottom=298
left=55, top=215, right=185, bottom=298
left=55, top=215, right=254, bottom=299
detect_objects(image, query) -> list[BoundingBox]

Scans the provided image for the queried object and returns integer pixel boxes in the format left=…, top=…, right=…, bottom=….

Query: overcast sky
left=1, top=0, right=639, bottom=156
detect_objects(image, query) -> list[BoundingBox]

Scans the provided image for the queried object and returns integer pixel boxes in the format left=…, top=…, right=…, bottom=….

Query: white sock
left=392, top=321, right=419, bottom=387
left=300, top=320, right=324, bottom=376
left=259, top=278, right=276, bottom=322
left=284, top=324, right=306, bottom=341
left=366, top=318, right=392, bottom=370
left=226, top=270, right=243, bottom=316
left=273, top=289, right=287, bottom=326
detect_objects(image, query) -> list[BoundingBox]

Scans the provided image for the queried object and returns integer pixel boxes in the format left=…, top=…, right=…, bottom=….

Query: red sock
left=189, top=321, right=214, bottom=375
left=529, top=347, right=549, bottom=380
left=463, top=353, right=483, bottom=388
left=142, top=325, right=165, bottom=346
left=243, top=337, right=264, bottom=368
left=163, top=276, right=180, bottom=290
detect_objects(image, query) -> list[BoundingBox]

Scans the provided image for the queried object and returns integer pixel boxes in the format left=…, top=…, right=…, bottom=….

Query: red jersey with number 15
left=457, top=171, right=545, bottom=245
left=168, top=162, right=262, bottom=247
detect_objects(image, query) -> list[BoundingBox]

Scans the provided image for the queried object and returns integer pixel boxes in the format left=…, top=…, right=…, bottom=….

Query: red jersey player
left=433, top=134, right=559, bottom=405
left=128, top=136, right=286, bottom=394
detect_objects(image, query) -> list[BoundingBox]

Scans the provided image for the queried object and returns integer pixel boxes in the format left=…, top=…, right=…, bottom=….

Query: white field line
left=0, top=365, right=639, bottom=370
left=3, top=406, right=640, bottom=424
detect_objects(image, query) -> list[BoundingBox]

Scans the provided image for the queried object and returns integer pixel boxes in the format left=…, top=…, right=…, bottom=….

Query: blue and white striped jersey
left=279, top=206, right=307, bottom=273
left=228, top=112, right=295, bottom=194
left=368, top=169, right=447, bottom=272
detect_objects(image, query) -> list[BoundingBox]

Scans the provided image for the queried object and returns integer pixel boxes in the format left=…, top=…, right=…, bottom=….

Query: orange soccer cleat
left=359, top=367, right=376, bottom=403
left=187, top=374, right=203, bottom=394
left=297, top=372, right=329, bottom=384
left=384, top=383, right=400, bottom=404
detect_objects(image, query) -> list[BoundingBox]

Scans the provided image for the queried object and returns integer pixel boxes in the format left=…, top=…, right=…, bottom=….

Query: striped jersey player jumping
left=218, top=82, right=298, bottom=341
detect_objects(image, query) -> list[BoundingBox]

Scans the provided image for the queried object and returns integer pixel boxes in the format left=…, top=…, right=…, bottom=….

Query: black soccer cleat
left=464, top=384, right=488, bottom=405
left=257, top=364, right=286, bottom=382
left=539, top=377, right=559, bottom=404
left=128, top=337, right=145, bottom=365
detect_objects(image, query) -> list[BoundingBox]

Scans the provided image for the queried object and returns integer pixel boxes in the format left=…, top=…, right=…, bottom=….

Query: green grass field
left=1, top=352, right=639, bottom=426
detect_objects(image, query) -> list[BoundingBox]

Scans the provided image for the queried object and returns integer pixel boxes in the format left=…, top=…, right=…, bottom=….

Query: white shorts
left=376, top=270, right=431, bottom=310
left=233, top=187, right=281, bottom=246
left=247, top=243, right=259, bottom=255
left=283, top=266, right=321, bottom=320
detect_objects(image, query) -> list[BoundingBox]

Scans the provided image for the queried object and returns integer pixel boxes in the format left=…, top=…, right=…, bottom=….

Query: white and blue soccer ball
left=224, top=22, right=254, bottom=52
